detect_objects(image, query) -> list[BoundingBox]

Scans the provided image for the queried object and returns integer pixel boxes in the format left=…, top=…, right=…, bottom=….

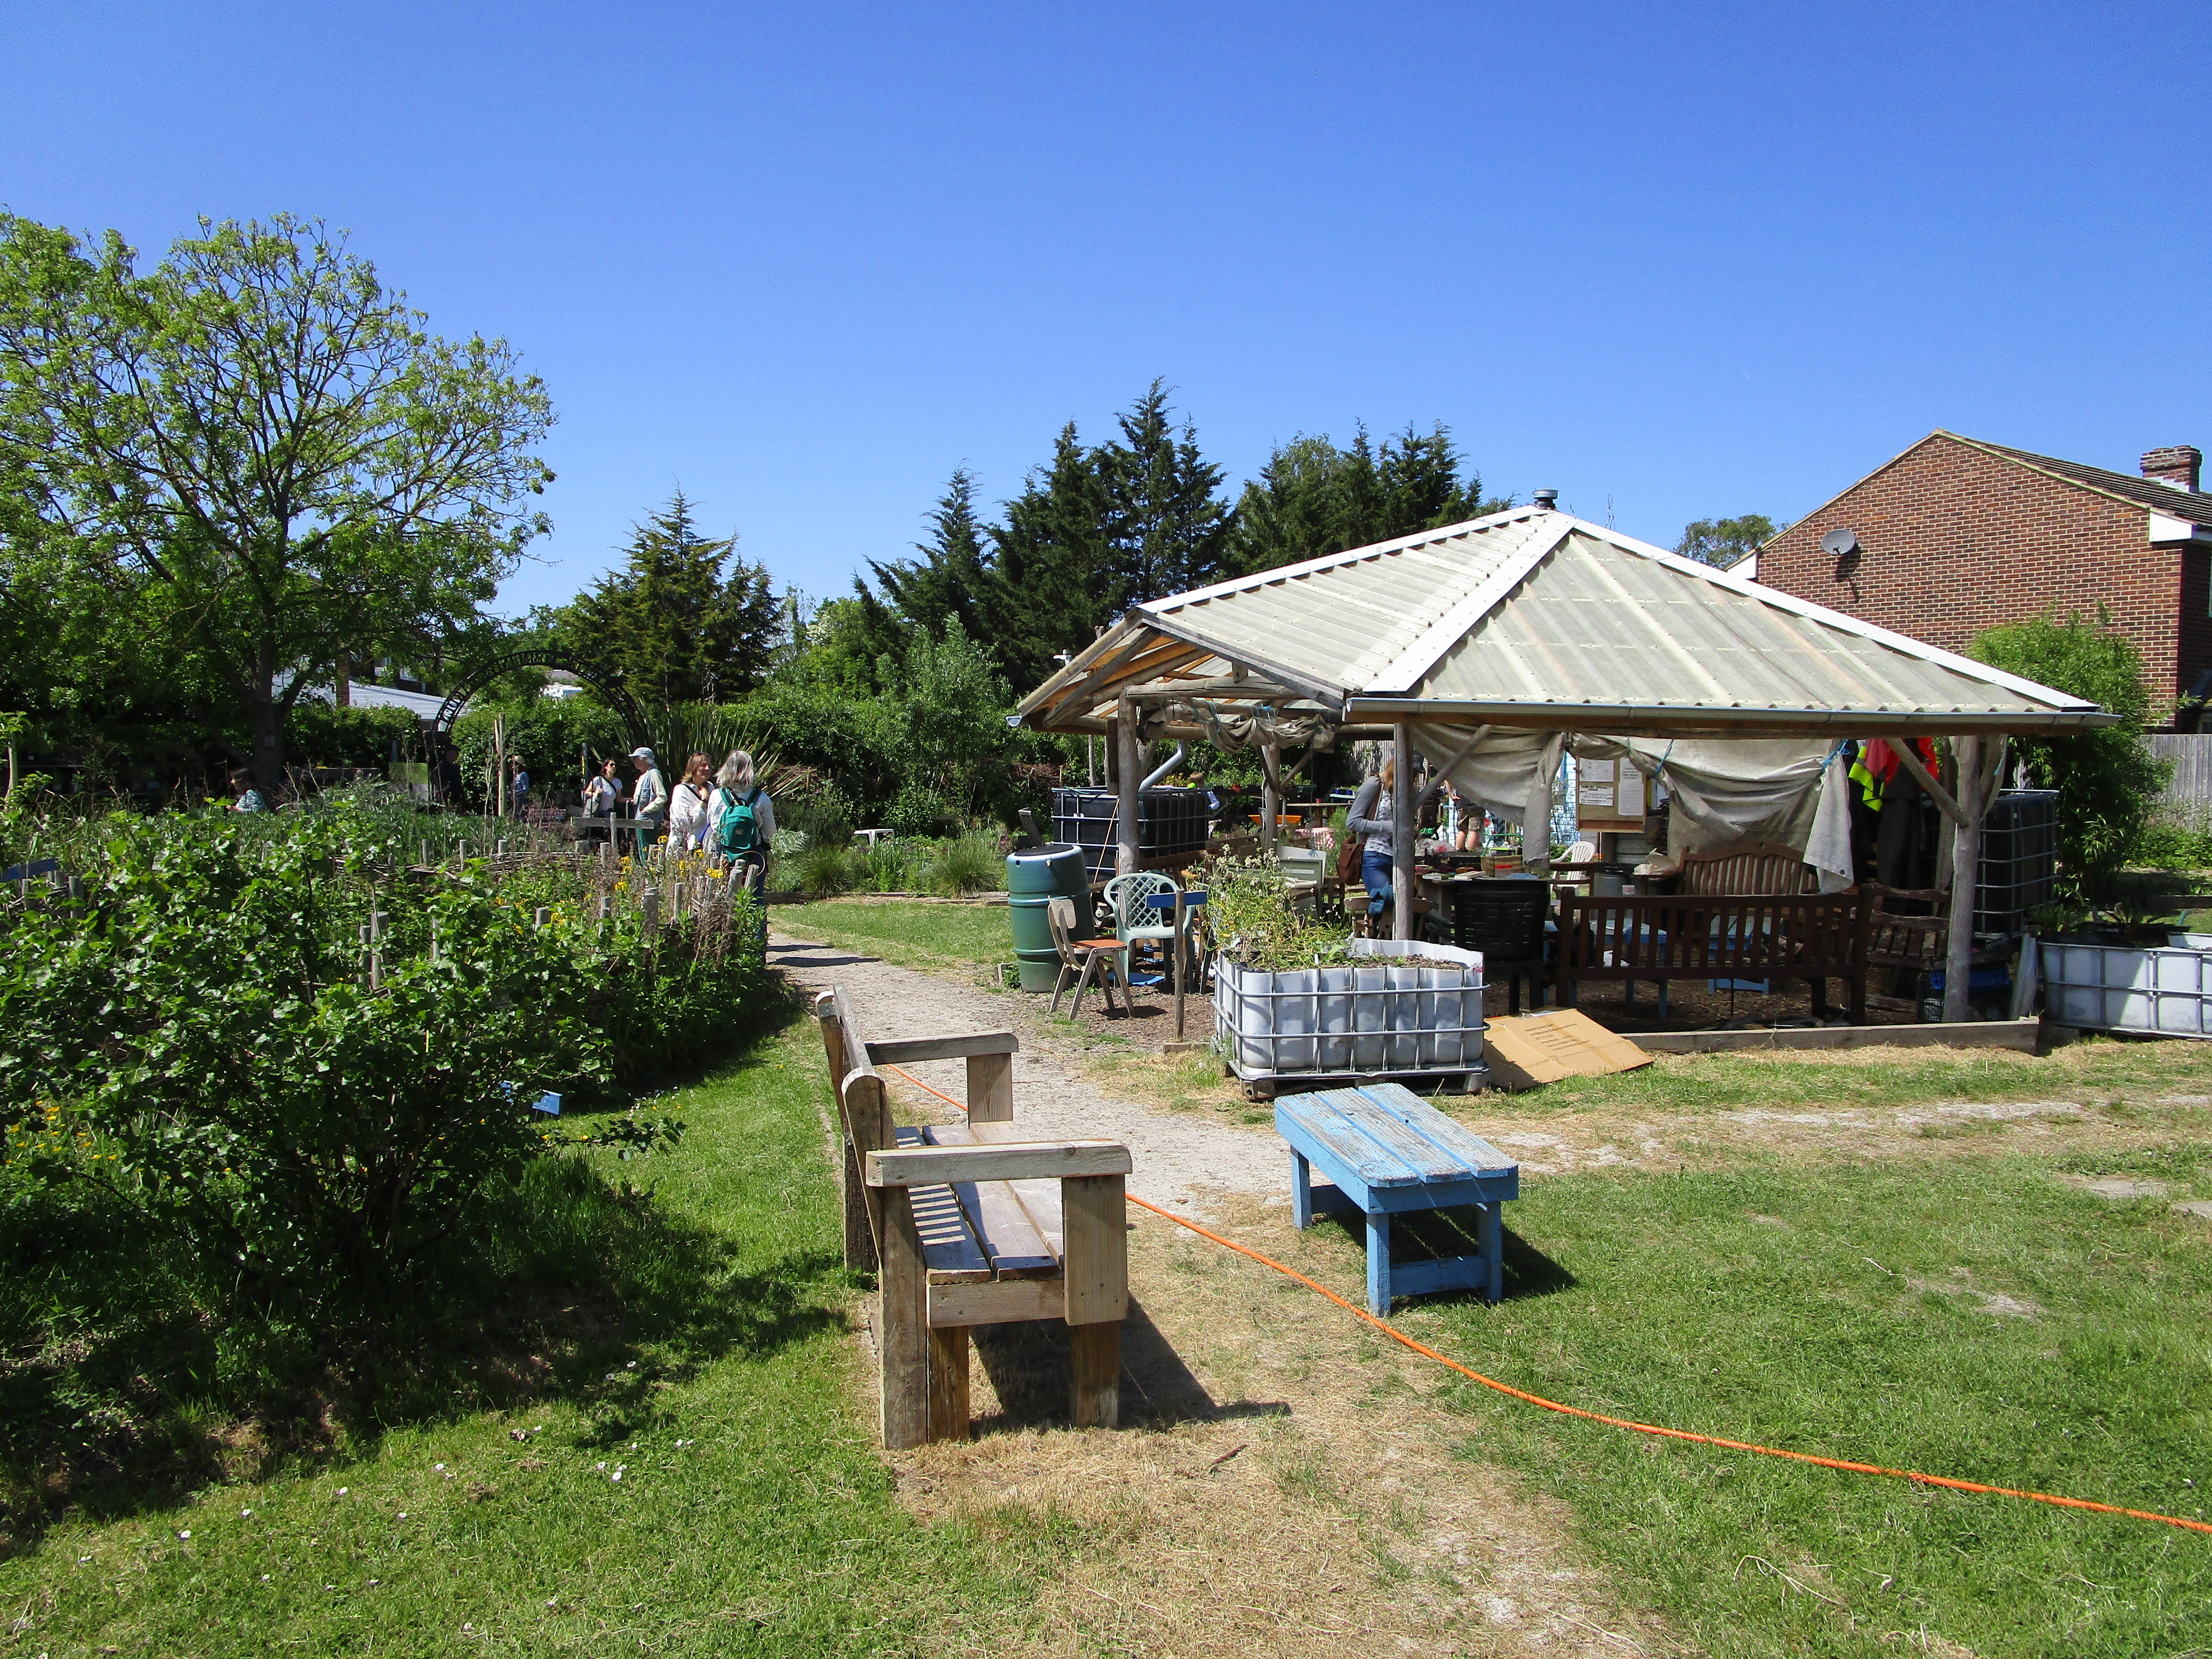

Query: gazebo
left=1014, top=504, right=2113, bottom=1021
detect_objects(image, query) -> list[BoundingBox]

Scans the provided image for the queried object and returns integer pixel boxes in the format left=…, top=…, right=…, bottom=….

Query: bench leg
left=841, top=1134, right=876, bottom=1273
left=1070, top=1322, right=1120, bottom=1428
left=928, top=1325, right=970, bottom=1443
left=1657, top=981, right=1669, bottom=1022
left=1366, top=1210, right=1391, bottom=1316
left=1483, top=1200, right=1504, bottom=1304
left=878, top=1189, right=930, bottom=1450
left=1291, top=1149, right=1313, bottom=1229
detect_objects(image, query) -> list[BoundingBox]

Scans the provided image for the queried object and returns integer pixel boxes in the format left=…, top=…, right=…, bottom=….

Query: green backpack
left=714, top=787, right=765, bottom=859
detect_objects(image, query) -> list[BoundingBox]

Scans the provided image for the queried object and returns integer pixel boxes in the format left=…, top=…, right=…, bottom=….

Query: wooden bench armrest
left=865, top=1032, right=1018, bottom=1063
left=865, top=1140, right=1133, bottom=1187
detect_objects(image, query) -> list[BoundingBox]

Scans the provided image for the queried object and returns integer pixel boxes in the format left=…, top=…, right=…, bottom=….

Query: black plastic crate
left=1051, top=787, right=1212, bottom=884
left=1975, top=790, right=2057, bottom=936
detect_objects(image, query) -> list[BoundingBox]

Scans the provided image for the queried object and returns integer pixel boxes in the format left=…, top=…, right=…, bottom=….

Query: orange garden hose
left=882, top=1064, right=2210, bottom=1537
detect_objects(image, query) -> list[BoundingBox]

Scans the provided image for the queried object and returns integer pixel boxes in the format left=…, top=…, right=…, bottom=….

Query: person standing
left=668, top=753, right=713, bottom=851
left=629, top=747, right=668, bottom=857
left=510, top=759, right=532, bottom=815
left=580, top=756, right=622, bottom=848
left=1343, top=757, right=1398, bottom=932
left=708, top=750, right=775, bottom=945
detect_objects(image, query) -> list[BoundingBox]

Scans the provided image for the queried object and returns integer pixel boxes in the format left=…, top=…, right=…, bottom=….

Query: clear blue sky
left=6, top=2, right=2207, bottom=624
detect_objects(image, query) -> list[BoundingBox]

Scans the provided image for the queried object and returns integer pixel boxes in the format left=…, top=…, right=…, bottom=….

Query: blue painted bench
left=1275, top=1082, right=1519, bottom=1315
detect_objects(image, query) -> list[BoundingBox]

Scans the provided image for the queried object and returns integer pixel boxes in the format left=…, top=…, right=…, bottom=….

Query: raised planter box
left=1215, top=938, right=1486, bottom=1090
left=2041, top=933, right=2212, bottom=1039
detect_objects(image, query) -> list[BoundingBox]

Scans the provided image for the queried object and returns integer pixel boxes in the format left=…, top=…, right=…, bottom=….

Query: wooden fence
left=2149, top=735, right=2212, bottom=827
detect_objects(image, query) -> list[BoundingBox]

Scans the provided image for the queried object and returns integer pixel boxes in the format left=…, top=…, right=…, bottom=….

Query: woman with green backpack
left=709, top=750, right=775, bottom=941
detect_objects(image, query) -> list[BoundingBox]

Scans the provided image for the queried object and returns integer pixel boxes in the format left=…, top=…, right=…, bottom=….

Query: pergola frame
left=1016, top=510, right=2117, bottom=1024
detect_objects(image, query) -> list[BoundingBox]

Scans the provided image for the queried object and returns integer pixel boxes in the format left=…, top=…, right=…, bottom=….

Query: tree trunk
left=246, top=691, right=286, bottom=798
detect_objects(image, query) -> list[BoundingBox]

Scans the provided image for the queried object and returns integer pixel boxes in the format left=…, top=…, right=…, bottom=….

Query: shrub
left=788, top=838, right=862, bottom=896
left=1969, top=611, right=2168, bottom=897
left=3, top=815, right=597, bottom=1311
left=0, top=804, right=731, bottom=1316
left=924, top=831, right=1003, bottom=895
left=1203, top=853, right=1347, bottom=969
left=886, top=781, right=951, bottom=837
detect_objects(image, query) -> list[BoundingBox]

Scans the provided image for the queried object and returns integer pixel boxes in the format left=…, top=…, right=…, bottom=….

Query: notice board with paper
left=1575, top=758, right=1646, bottom=831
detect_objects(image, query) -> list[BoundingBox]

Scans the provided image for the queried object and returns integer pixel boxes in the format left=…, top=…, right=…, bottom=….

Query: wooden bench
left=1665, top=840, right=1820, bottom=896
left=816, top=988, right=1130, bottom=1449
left=1276, top=1082, right=1519, bottom=1315
left=1555, top=890, right=1873, bottom=1023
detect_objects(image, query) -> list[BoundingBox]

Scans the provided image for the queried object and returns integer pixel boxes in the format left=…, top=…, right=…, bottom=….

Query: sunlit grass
left=775, top=897, right=1015, bottom=975
left=1388, top=1151, right=2212, bottom=1656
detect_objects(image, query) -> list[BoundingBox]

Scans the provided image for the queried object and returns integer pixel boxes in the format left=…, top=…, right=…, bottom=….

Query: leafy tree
left=0, top=213, right=555, bottom=793
left=1969, top=610, right=2167, bottom=897
left=1674, top=514, right=1780, bottom=566
left=559, top=492, right=780, bottom=704
left=1228, top=421, right=1502, bottom=575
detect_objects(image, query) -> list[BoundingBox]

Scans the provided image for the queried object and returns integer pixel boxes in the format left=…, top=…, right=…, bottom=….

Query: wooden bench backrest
left=1865, top=885, right=1948, bottom=972
left=1556, top=891, right=1872, bottom=978
left=1674, top=842, right=1819, bottom=896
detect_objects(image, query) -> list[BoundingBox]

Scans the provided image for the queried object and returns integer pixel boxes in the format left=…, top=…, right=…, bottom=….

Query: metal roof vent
left=1533, top=487, right=1559, bottom=509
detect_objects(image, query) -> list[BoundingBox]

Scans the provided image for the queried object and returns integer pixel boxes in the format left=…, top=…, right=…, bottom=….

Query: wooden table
left=1276, top=1082, right=1519, bottom=1314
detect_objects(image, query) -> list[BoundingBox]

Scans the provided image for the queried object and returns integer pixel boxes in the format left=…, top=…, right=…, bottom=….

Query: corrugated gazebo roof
left=1016, top=506, right=2111, bottom=737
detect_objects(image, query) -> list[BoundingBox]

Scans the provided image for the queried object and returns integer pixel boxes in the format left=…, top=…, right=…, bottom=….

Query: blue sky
left=5, top=2, right=2207, bottom=623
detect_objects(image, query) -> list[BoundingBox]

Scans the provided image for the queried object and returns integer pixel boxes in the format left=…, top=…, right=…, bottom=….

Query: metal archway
left=432, top=649, right=652, bottom=755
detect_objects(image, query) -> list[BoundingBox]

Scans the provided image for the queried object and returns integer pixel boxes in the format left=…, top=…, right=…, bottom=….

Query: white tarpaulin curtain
left=1410, top=724, right=1835, bottom=872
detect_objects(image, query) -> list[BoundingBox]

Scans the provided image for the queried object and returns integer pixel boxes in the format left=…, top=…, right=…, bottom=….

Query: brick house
left=1751, top=433, right=2212, bottom=713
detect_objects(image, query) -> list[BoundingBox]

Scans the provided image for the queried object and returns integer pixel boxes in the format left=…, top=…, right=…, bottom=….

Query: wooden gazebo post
left=1115, top=698, right=1140, bottom=877
left=1944, top=735, right=1984, bottom=1024
left=1260, top=740, right=1280, bottom=853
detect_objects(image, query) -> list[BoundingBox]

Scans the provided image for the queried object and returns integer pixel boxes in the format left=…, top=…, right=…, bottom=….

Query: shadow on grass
left=1304, top=1205, right=1578, bottom=1305
left=967, top=1300, right=1291, bottom=1435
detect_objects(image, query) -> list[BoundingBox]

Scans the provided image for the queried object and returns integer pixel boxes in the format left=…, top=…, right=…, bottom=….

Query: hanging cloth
left=1806, top=751, right=1856, bottom=893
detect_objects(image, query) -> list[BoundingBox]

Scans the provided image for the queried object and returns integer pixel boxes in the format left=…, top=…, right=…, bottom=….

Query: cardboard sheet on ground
left=1484, top=1010, right=1654, bottom=1091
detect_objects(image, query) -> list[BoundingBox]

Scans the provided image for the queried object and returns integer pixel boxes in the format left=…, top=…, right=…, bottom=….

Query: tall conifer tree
left=1228, top=421, right=1504, bottom=575
left=562, top=492, right=781, bottom=703
left=868, top=467, right=990, bottom=642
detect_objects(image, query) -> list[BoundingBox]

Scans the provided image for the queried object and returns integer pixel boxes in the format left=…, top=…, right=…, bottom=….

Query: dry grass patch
left=864, top=1193, right=1679, bottom=1659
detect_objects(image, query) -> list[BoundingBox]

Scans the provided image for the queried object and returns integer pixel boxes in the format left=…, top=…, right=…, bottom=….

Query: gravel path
left=769, top=930, right=1282, bottom=1213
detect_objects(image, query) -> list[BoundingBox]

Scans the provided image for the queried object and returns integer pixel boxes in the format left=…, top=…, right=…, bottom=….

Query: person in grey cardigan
left=1343, top=758, right=1399, bottom=922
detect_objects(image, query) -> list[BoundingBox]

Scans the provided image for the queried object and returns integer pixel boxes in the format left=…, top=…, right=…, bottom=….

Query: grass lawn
left=1384, top=1147, right=2212, bottom=1656
left=775, top=899, right=1015, bottom=976
left=1498, top=1032, right=2212, bottom=1118
left=0, top=1017, right=1060, bottom=1656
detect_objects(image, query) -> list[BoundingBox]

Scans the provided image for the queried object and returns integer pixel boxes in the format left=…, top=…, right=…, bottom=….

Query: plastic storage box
left=1975, top=790, right=2058, bottom=937
left=2040, top=934, right=2212, bottom=1038
left=1051, top=787, right=1212, bottom=885
left=1215, top=938, right=1487, bottom=1085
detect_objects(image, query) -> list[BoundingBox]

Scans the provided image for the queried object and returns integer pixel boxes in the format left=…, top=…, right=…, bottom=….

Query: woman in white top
left=667, top=753, right=713, bottom=849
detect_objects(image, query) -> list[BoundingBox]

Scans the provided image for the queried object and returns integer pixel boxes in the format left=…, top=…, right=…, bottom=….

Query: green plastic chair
left=1104, top=871, right=1180, bottom=974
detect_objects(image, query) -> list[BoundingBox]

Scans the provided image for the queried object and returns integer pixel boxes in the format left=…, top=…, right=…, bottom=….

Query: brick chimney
left=2142, top=445, right=2202, bottom=491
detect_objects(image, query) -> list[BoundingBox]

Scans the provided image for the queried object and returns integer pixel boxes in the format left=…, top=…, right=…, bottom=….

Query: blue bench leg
left=1366, top=1210, right=1391, bottom=1315
left=1291, top=1150, right=1313, bottom=1230
left=1484, top=1200, right=1503, bottom=1304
